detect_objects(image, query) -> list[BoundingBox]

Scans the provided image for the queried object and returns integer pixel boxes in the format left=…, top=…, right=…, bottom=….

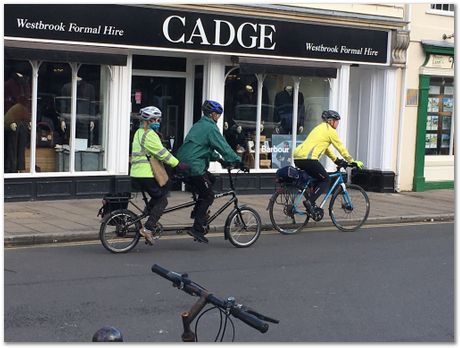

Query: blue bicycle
left=268, top=162, right=370, bottom=234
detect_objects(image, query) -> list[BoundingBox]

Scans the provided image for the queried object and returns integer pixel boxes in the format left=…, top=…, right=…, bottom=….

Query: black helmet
left=202, top=100, right=223, bottom=116
left=321, top=110, right=341, bottom=121
left=92, top=326, right=124, bottom=342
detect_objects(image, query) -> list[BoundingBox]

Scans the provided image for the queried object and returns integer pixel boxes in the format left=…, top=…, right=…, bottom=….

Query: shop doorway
left=131, top=75, right=186, bottom=189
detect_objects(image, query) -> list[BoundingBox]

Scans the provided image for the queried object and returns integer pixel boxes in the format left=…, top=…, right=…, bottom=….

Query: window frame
left=223, top=67, right=333, bottom=172
left=4, top=59, right=112, bottom=178
left=427, top=4, right=455, bottom=16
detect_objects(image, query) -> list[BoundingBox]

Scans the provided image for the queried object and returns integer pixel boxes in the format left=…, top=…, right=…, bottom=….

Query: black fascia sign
left=4, top=4, right=390, bottom=64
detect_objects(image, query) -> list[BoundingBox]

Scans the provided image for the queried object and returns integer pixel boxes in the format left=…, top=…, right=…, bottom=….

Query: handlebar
left=218, top=160, right=250, bottom=173
left=151, top=264, right=277, bottom=334
left=335, top=161, right=359, bottom=171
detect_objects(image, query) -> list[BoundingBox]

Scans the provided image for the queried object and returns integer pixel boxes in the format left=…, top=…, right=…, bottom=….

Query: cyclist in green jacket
left=131, top=106, right=189, bottom=245
left=293, top=110, right=364, bottom=217
left=177, top=100, right=242, bottom=243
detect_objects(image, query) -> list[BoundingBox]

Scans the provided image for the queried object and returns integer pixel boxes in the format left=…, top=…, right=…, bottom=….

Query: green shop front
left=413, top=40, right=454, bottom=191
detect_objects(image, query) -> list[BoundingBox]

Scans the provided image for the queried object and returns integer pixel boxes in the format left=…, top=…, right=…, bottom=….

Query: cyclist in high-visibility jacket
left=293, top=110, right=364, bottom=217
left=176, top=100, right=242, bottom=244
left=131, top=106, right=189, bottom=245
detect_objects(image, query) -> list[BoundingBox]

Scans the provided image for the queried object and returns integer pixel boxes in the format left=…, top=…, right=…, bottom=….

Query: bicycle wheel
left=225, top=206, right=261, bottom=248
left=329, top=184, right=370, bottom=232
left=99, top=209, right=141, bottom=253
left=268, top=186, right=309, bottom=235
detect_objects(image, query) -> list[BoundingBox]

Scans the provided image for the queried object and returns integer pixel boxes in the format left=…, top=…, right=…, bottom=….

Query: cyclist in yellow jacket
left=130, top=106, right=189, bottom=245
left=293, top=110, right=364, bottom=217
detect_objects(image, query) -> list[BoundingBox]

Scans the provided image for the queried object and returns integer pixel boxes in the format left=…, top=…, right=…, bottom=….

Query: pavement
left=3, top=188, right=455, bottom=247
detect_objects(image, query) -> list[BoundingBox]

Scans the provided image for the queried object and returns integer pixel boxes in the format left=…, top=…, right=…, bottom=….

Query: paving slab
left=3, top=189, right=455, bottom=247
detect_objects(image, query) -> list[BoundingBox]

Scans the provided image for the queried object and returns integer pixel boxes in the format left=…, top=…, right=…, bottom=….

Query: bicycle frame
left=121, top=168, right=246, bottom=233
left=291, top=169, right=352, bottom=214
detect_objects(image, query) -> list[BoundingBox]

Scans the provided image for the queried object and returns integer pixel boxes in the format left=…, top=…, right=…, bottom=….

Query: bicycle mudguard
left=223, top=205, right=248, bottom=240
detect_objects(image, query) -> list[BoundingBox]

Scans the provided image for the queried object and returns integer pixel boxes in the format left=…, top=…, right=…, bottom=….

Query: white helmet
left=139, top=106, right=162, bottom=121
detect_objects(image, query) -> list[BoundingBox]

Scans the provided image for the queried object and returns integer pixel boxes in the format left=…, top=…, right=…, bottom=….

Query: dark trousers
left=131, top=177, right=168, bottom=230
left=4, top=122, right=27, bottom=173
left=294, top=159, right=330, bottom=204
left=187, top=172, right=215, bottom=233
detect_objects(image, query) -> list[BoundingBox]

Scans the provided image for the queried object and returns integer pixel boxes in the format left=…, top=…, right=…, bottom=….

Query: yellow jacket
left=293, top=122, right=353, bottom=162
left=130, top=128, right=179, bottom=178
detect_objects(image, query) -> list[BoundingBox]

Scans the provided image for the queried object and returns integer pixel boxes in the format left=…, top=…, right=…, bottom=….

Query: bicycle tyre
left=268, top=186, right=309, bottom=235
left=99, top=209, right=141, bottom=253
left=329, top=184, right=370, bottom=232
left=225, top=206, right=261, bottom=248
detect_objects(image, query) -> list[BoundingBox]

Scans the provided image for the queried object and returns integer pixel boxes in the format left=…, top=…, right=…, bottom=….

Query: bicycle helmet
left=139, top=106, right=162, bottom=121
left=202, top=100, right=223, bottom=116
left=321, top=110, right=341, bottom=121
left=92, top=326, right=124, bottom=342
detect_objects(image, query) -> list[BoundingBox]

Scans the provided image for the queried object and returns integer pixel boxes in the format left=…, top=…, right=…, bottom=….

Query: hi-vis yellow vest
left=293, top=122, right=353, bottom=162
left=130, top=128, right=179, bottom=178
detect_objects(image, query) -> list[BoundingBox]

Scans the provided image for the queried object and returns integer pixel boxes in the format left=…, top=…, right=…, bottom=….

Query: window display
left=37, top=62, right=72, bottom=172
left=4, top=59, right=108, bottom=174
left=223, top=69, right=330, bottom=170
left=4, top=60, right=32, bottom=173
left=425, top=77, right=454, bottom=155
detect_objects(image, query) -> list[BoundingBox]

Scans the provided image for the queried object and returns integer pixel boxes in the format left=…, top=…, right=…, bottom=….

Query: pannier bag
left=276, top=166, right=300, bottom=183
left=97, top=192, right=131, bottom=219
left=276, top=166, right=311, bottom=186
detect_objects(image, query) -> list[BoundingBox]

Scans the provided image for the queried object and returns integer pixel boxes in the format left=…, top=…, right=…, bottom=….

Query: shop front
left=4, top=4, right=405, bottom=201
left=413, top=40, right=454, bottom=191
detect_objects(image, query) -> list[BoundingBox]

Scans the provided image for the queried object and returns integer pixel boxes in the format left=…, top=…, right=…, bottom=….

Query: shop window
left=37, top=62, right=72, bottom=172
left=224, top=70, right=258, bottom=169
left=36, top=63, right=107, bottom=172
left=75, top=65, right=107, bottom=171
left=224, top=69, right=330, bottom=170
left=4, top=59, right=32, bottom=173
left=264, top=74, right=302, bottom=169
left=425, top=77, right=454, bottom=155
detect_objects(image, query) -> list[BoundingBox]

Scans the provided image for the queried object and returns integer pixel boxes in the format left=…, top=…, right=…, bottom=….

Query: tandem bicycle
left=98, top=162, right=262, bottom=253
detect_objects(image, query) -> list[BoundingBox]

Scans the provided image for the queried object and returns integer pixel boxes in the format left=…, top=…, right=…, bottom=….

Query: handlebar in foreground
left=151, top=264, right=278, bottom=337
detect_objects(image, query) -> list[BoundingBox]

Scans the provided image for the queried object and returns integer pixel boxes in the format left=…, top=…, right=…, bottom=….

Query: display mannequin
left=274, top=86, right=305, bottom=134
left=61, top=78, right=96, bottom=141
left=4, top=70, right=31, bottom=173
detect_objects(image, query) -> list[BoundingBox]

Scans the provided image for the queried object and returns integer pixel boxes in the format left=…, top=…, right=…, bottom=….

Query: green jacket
left=130, top=128, right=179, bottom=178
left=177, top=116, right=241, bottom=176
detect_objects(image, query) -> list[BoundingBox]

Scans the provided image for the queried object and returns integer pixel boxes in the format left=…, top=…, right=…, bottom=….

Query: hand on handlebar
left=334, top=158, right=348, bottom=169
left=218, top=159, right=249, bottom=173
left=352, top=160, right=364, bottom=169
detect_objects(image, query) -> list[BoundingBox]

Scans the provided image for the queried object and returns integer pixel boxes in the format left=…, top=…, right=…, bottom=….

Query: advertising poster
left=443, top=97, right=453, bottom=112
left=426, top=115, right=438, bottom=130
left=425, top=134, right=438, bottom=149
left=428, top=98, right=439, bottom=112
left=271, top=134, right=306, bottom=169
left=442, top=116, right=451, bottom=130
left=441, top=134, right=451, bottom=148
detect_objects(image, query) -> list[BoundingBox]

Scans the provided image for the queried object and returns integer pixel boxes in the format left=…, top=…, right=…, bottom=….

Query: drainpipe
left=395, top=4, right=411, bottom=192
